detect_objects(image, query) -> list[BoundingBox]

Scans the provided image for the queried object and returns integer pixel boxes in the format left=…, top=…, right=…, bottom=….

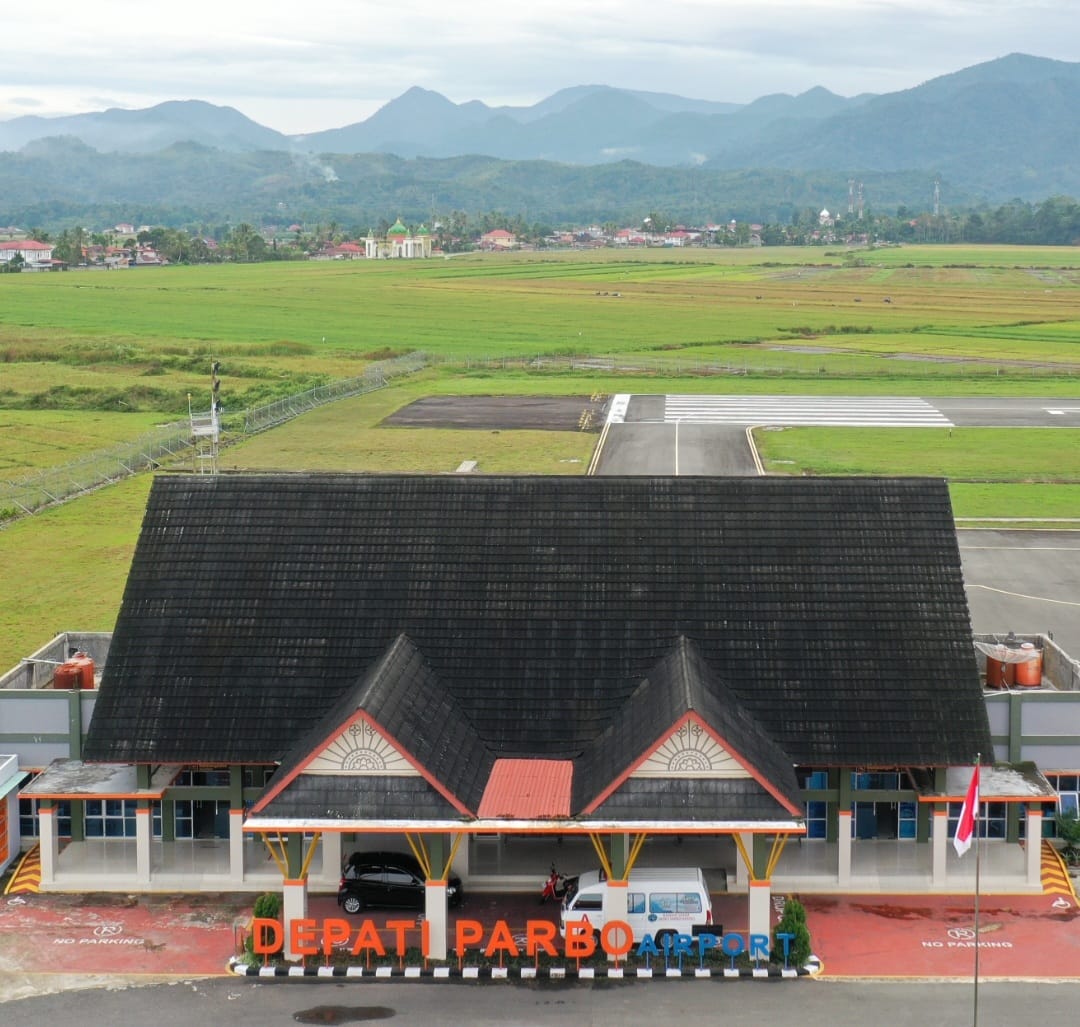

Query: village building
left=363, top=220, right=432, bottom=259
left=0, top=239, right=55, bottom=269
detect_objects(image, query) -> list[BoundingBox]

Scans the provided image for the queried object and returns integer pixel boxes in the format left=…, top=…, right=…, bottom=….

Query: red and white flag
left=953, top=763, right=981, bottom=857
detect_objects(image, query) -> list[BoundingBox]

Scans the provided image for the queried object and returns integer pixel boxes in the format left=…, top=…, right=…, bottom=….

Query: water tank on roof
left=53, top=652, right=95, bottom=690
left=1013, top=642, right=1043, bottom=688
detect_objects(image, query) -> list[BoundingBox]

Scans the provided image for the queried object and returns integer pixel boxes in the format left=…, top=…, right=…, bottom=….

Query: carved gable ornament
left=632, top=720, right=748, bottom=779
left=306, top=718, right=416, bottom=775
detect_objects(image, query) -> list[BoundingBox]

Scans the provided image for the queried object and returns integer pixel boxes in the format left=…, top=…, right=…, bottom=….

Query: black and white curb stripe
left=230, top=957, right=813, bottom=980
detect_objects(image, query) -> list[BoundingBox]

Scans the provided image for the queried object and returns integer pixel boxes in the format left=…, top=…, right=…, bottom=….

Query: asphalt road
left=959, top=529, right=1080, bottom=654
left=6, top=976, right=1079, bottom=1026
left=934, top=397, right=1080, bottom=427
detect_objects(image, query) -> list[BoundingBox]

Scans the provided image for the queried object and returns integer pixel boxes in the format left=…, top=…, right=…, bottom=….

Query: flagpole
left=973, top=753, right=981, bottom=1027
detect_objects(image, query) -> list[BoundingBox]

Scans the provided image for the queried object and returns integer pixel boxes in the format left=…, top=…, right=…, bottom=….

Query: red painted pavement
left=0, top=893, right=250, bottom=975
left=7, top=888, right=1077, bottom=979
left=802, top=893, right=1080, bottom=978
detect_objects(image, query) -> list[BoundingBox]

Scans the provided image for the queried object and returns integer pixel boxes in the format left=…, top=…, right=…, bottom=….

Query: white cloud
left=0, top=2, right=1076, bottom=132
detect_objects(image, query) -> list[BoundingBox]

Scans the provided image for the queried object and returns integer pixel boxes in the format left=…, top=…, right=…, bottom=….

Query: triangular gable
left=251, top=635, right=490, bottom=817
left=305, top=714, right=417, bottom=776
left=576, top=638, right=803, bottom=817
left=632, top=719, right=748, bottom=778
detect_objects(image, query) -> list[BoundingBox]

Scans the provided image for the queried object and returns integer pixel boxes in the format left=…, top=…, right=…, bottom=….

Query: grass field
left=2, top=243, right=1079, bottom=669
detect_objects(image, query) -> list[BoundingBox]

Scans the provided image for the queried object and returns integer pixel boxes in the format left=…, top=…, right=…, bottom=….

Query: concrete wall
left=0, top=632, right=112, bottom=690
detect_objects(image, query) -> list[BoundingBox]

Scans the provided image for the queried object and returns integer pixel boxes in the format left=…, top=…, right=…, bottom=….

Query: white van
left=559, top=867, right=714, bottom=943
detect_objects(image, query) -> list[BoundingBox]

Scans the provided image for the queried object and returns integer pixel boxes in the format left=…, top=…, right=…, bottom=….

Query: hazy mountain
left=294, top=82, right=860, bottom=163
left=0, top=100, right=289, bottom=153
left=704, top=54, right=1080, bottom=200
left=1, top=54, right=1079, bottom=210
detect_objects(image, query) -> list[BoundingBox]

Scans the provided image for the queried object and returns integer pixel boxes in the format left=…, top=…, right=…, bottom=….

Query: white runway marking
left=662, top=395, right=953, bottom=427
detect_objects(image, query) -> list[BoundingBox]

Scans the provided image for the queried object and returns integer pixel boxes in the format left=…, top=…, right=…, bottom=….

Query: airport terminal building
left=2, top=474, right=1070, bottom=956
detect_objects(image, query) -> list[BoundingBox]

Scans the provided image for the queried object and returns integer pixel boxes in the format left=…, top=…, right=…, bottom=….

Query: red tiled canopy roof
left=478, top=759, right=573, bottom=819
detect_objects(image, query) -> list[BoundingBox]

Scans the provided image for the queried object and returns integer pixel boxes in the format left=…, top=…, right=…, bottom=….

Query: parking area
left=4, top=886, right=1079, bottom=979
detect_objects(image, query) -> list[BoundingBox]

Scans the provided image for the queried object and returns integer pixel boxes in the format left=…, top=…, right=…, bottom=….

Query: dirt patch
left=382, top=395, right=608, bottom=432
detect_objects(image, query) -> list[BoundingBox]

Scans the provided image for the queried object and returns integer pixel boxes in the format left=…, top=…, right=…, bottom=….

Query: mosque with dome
left=363, top=218, right=433, bottom=259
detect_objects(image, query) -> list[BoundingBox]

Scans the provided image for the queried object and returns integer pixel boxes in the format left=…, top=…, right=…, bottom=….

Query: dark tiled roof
left=583, top=777, right=796, bottom=822
left=573, top=637, right=803, bottom=814
left=83, top=474, right=990, bottom=769
left=256, top=634, right=494, bottom=814
left=260, top=773, right=461, bottom=821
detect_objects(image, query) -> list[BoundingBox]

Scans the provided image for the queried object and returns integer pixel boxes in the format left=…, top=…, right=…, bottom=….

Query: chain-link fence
left=0, top=352, right=428, bottom=523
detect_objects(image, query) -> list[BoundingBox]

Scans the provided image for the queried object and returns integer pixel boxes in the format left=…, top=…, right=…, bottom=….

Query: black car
left=337, top=850, right=464, bottom=914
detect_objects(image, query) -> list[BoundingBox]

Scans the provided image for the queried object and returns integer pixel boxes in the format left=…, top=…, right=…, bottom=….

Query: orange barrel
left=1013, top=643, right=1043, bottom=687
left=985, top=657, right=1015, bottom=688
left=53, top=653, right=95, bottom=689
left=53, top=662, right=80, bottom=689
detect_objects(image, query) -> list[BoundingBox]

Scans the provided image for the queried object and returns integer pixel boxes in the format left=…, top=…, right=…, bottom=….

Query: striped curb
left=230, top=957, right=811, bottom=980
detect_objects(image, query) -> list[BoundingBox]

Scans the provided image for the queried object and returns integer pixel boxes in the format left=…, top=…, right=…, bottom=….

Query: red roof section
left=1, top=239, right=51, bottom=250
left=478, top=758, right=573, bottom=819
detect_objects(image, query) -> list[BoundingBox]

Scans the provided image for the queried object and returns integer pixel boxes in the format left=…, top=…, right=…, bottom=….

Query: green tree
left=1056, top=808, right=1080, bottom=865
left=225, top=223, right=267, bottom=262
left=772, top=897, right=812, bottom=968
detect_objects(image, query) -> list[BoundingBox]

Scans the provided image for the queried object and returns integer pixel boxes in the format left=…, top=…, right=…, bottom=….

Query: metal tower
left=189, top=360, right=221, bottom=474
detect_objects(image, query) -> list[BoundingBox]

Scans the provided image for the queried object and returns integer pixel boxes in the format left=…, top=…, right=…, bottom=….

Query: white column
left=932, top=809, right=948, bottom=887
left=454, top=833, right=470, bottom=885
left=748, top=880, right=772, bottom=939
left=837, top=810, right=852, bottom=885
left=318, top=831, right=342, bottom=888
left=229, top=810, right=245, bottom=884
left=1026, top=808, right=1043, bottom=887
left=135, top=806, right=151, bottom=884
left=282, top=879, right=309, bottom=961
left=424, top=881, right=448, bottom=961
left=602, top=880, right=630, bottom=962
left=38, top=806, right=58, bottom=886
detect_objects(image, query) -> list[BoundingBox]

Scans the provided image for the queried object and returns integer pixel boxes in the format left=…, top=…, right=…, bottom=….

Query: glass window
left=649, top=892, right=676, bottom=914
left=18, top=798, right=71, bottom=838
left=627, top=892, right=645, bottom=914
left=85, top=798, right=139, bottom=839
left=573, top=893, right=603, bottom=912
left=677, top=893, right=703, bottom=914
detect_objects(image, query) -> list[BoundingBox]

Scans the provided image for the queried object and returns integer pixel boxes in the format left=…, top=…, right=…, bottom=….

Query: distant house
left=114, top=223, right=135, bottom=236
left=0, top=239, right=54, bottom=269
left=321, top=242, right=365, bottom=260
left=479, top=229, right=516, bottom=251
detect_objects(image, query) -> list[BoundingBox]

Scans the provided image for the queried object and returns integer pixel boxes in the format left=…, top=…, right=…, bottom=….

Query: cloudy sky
left=2, top=1, right=1076, bottom=133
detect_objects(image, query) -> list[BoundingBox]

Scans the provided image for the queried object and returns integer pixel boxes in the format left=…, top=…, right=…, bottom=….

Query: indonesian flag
left=953, top=763, right=981, bottom=857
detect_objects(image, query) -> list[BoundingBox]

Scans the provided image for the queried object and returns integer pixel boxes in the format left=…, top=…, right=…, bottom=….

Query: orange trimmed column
left=282, top=877, right=309, bottom=961
left=602, top=878, right=629, bottom=962
left=135, top=803, right=152, bottom=884
left=932, top=807, right=948, bottom=886
left=748, top=879, right=772, bottom=938
left=229, top=808, right=245, bottom=884
left=1025, top=805, right=1043, bottom=887
left=38, top=802, right=58, bottom=887
left=837, top=809, right=852, bottom=885
left=425, top=880, right=448, bottom=960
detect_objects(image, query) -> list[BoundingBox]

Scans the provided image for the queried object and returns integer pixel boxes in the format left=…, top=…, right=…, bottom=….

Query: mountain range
left=1, top=53, right=1079, bottom=223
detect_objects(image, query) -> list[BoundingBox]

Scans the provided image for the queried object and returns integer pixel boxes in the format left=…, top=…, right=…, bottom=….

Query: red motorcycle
left=539, top=864, right=571, bottom=904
